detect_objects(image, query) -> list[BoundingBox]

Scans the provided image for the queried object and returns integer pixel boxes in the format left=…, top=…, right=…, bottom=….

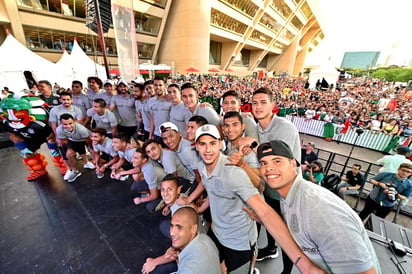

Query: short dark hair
left=134, top=83, right=144, bottom=91
left=181, top=82, right=197, bottom=92
left=38, top=80, right=52, bottom=88
left=59, top=113, right=74, bottom=121
left=222, top=90, right=239, bottom=101
left=188, top=115, right=208, bottom=126
left=168, top=83, right=180, bottom=90
left=134, top=147, right=148, bottom=160
left=112, top=133, right=130, bottom=143
left=91, top=127, right=107, bottom=136
left=72, top=80, right=83, bottom=87
left=353, top=164, right=362, bottom=170
left=59, top=91, right=72, bottom=98
left=144, top=80, right=154, bottom=88
left=253, top=87, right=273, bottom=101
left=143, top=139, right=160, bottom=152
left=93, top=98, right=106, bottom=107
left=223, top=111, right=243, bottom=124
left=161, top=173, right=179, bottom=187
left=87, top=76, right=103, bottom=88
left=153, top=76, right=165, bottom=82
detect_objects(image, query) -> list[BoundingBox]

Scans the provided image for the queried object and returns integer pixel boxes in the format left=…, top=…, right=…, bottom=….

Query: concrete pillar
left=271, top=36, right=299, bottom=75
left=293, top=43, right=309, bottom=76
left=157, top=0, right=210, bottom=73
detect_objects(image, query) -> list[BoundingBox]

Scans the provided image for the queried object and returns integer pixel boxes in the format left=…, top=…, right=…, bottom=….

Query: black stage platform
left=2, top=145, right=412, bottom=273
left=0, top=146, right=169, bottom=273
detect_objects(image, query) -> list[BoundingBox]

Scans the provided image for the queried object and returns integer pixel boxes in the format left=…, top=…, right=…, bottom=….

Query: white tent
left=56, top=40, right=107, bottom=86
left=308, top=65, right=340, bottom=89
left=0, top=34, right=72, bottom=93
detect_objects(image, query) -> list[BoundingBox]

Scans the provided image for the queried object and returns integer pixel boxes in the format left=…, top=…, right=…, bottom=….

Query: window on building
left=138, top=43, right=155, bottom=59
left=233, top=49, right=250, bottom=67
left=17, top=0, right=86, bottom=18
left=291, top=16, right=303, bottom=30
left=300, top=2, right=313, bottom=19
left=270, top=0, right=292, bottom=18
left=135, top=11, right=162, bottom=36
left=209, top=40, right=222, bottom=65
left=211, top=8, right=248, bottom=35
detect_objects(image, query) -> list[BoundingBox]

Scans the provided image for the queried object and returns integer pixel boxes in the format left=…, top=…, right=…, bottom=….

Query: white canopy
left=0, top=34, right=72, bottom=93
left=308, top=65, right=340, bottom=89
left=56, top=40, right=107, bottom=86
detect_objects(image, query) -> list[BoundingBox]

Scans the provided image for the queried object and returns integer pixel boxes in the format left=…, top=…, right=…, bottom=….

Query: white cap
left=159, top=122, right=179, bottom=134
left=117, top=79, right=129, bottom=88
left=195, top=124, right=220, bottom=142
left=103, top=79, right=114, bottom=86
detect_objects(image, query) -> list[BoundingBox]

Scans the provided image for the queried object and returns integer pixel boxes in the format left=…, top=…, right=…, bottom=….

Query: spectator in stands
left=301, top=142, right=318, bottom=171
left=398, top=120, right=412, bottom=137
left=377, top=146, right=411, bottom=173
left=336, top=164, right=365, bottom=200
left=370, top=114, right=385, bottom=133
left=302, top=160, right=324, bottom=185
left=359, top=163, right=412, bottom=221
left=379, top=118, right=399, bottom=135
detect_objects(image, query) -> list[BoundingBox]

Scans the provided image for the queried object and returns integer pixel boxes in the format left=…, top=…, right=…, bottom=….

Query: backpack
left=321, top=174, right=341, bottom=191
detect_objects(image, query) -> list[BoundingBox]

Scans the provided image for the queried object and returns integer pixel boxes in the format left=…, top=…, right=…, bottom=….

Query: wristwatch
left=250, top=141, right=258, bottom=149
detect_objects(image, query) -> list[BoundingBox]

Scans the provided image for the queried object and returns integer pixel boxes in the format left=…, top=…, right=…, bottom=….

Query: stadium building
left=0, top=0, right=324, bottom=76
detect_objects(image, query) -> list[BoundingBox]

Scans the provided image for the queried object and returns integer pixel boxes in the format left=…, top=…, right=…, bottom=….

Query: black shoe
left=256, top=247, right=279, bottom=262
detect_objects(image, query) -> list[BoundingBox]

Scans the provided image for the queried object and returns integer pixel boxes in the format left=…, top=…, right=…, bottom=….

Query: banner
left=112, top=0, right=139, bottom=81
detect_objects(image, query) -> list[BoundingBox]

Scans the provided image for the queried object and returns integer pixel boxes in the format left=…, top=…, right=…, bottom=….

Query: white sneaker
left=83, top=162, right=96, bottom=169
left=119, top=175, right=129, bottom=181
left=96, top=173, right=104, bottom=179
left=63, top=170, right=73, bottom=180
left=68, top=170, right=82, bottom=183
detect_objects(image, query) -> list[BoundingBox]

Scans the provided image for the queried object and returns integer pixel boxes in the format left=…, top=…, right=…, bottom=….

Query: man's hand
left=226, top=151, right=245, bottom=167
left=141, top=258, right=157, bottom=274
left=176, top=196, right=191, bottom=206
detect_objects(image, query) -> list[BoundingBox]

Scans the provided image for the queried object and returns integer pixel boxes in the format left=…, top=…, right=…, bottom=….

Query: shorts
left=58, top=140, right=87, bottom=160
left=207, top=228, right=254, bottom=272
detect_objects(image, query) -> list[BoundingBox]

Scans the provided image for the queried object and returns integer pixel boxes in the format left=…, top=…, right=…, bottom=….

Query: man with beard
left=109, top=80, right=137, bottom=140
left=168, top=84, right=191, bottom=135
left=149, top=77, right=172, bottom=144
left=133, top=82, right=151, bottom=141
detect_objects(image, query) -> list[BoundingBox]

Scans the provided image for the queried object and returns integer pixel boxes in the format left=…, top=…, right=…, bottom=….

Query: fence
left=286, top=115, right=410, bottom=153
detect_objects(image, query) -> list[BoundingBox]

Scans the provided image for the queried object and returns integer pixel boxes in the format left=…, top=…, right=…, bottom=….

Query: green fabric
left=277, top=108, right=287, bottom=117
left=384, top=136, right=400, bottom=153
left=303, top=171, right=324, bottom=185
left=323, top=122, right=335, bottom=138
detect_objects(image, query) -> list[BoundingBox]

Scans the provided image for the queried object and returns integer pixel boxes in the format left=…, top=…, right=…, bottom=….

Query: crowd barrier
left=285, top=115, right=410, bottom=153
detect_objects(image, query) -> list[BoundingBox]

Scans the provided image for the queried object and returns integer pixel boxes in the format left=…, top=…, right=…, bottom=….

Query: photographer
left=336, top=164, right=365, bottom=200
left=359, top=163, right=412, bottom=221
left=303, top=160, right=324, bottom=185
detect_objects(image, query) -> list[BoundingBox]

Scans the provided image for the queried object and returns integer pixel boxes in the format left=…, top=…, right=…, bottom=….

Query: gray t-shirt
left=170, top=101, right=191, bottom=135
left=96, top=92, right=113, bottom=107
left=110, top=95, right=137, bottom=127
left=225, top=141, right=259, bottom=168
left=159, top=149, right=193, bottom=181
left=135, top=97, right=152, bottom=132
left=177, top=233, right=221, bottom=274
left=199, top=153, right=258, bottom=250
left=150, top=97, right=172, bottom=136
left=118, top=147, right=136, bottom=163
left=176, top=138, right=202, bottom=177
left=72, top=93, right=91, bottom=117
left=87, top=89, right=104, bottom=105
left=56, top=122, right=90, bottom=142
left=49, top=105, right=84, bottom=125
left=184, top=103, right=220, bottom=126
left=141, top=159, right=166, bottom=190
left=92, top=137, right=118, bottom=157
left=87, top=108, right=118, bottom=133
left=282, top=176, right=381, bottom=273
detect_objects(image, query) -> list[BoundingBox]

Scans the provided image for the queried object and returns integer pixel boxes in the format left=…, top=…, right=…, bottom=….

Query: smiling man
left=195, top=124, right=323, bottom=274
left=257, top=140, right=380, bottom=274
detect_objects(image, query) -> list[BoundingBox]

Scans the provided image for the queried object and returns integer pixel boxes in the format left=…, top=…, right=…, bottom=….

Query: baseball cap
left=117, top=79, right=129, bottom=88
left=195, top=124, right=220, bottom=142
left=103, top=79, right=114, bottom=86
left=397, top=146, right=410, bottom=154
left=160, top=122, right=179, bottom=134
left=257, top=140, right=300, bottom=166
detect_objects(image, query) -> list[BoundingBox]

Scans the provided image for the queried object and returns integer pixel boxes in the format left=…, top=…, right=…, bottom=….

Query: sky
left=305, top=0, right=412, bottom=68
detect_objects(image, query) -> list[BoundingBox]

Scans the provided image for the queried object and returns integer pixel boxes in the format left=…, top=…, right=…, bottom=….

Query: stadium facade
left=0, top=0, right=324, bottom=76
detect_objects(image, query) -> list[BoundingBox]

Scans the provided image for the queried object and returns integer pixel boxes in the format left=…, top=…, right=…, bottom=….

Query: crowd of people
left=2, top=74, right=412, bottom=274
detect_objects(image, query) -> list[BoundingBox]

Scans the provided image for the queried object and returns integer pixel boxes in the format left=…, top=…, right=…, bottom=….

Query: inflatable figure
left=0, top=96, right=66, bottom=181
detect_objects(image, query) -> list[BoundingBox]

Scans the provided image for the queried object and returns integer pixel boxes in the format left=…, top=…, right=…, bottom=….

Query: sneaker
left=76, top=153, right=82, bottom=160
left=252, top=267, right=260, bottom=274
left=119, top=175, right=129, bottom=181
left=68, top=170, right=82, bottom=183
left=83, top=161, right=96, bottom=169
left=63, top=170, right=73, bottom=180
left=256, top=247, right=278, bottom=262
left=96, top=173, right=104, bottom=179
